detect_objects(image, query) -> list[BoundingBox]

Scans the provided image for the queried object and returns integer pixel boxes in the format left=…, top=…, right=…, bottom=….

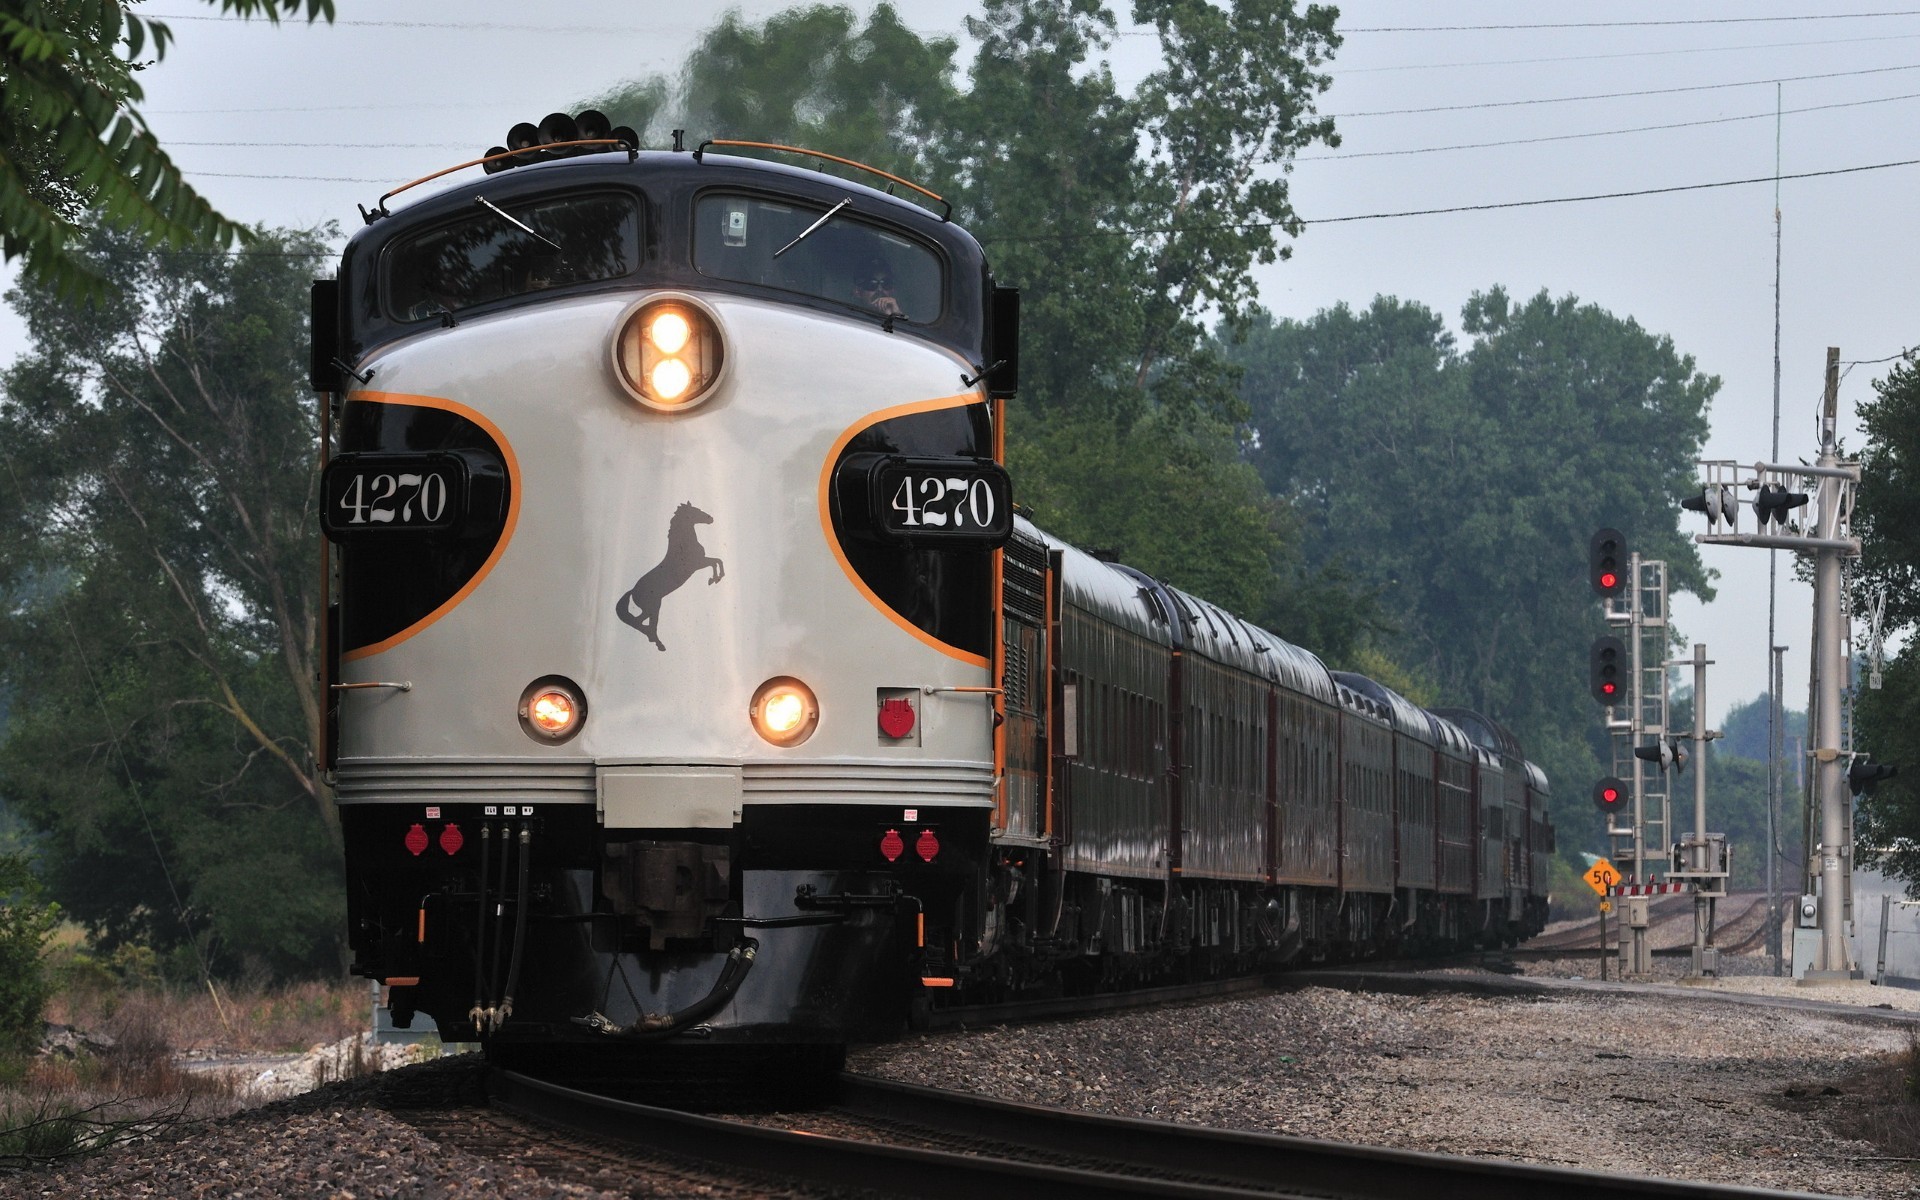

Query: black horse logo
left=615, top=501, right=725, bottom=651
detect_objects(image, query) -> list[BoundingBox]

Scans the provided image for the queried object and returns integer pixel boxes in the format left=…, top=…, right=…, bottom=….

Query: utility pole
left=1769, top=644, right=1787, bottom=976
left=1669, top=644, right=1727, bottom=978
left=1685, top=347, right=1863, bottom=983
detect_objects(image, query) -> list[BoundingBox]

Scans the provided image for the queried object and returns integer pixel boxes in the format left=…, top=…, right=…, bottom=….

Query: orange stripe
left=385, top=976, right=421, bottom=987
left=917, top=911, right=926, bottom=948
left=417, top=908, right=428, bottom=943
left=918, top=977, right=956, bottom=988
left=817, top=393, right=990, bottom=668
left=342, top=391, right=522, bottom=661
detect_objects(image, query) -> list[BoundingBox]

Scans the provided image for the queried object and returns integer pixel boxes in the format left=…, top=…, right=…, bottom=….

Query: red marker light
left=878, top=696, right=915, bottom=739
left=439, top=823, right=465, bottom=855
left=916, top=829, right=940, bottom=862
left=880, top=829, right=904, bottom=862
left=404, top=824, right=429, bottom=856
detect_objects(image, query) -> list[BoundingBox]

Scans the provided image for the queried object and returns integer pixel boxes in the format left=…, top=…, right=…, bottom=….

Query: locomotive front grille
left=334, top=758, right=596, bottom=805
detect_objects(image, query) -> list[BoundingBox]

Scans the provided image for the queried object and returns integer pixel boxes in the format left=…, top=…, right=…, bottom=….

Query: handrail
left=371, top=138, right=637, bottom=217
left=692, top=139, right=951, bottom=221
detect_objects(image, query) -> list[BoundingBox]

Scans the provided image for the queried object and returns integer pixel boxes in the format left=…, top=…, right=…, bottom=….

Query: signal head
left=1589, top=635, right=1626, bottom=705
left=1592, top=777, right=1628, bottom=814
left=1589, top=527, right=1626, bottom=597
left=1849, top=759, right=1899, bottom=795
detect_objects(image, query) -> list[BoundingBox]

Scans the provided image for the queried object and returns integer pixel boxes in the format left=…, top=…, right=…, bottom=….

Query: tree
left=1229, top=289, right=1719, bottom=802
left=588, top=0, right=1360, bottom=644
left=0, top=226, right=339, bottom=978
left=0, top=0, right=332, bottom=299
left=1850, top=355, right=1920, bottom=886
left=587, top=4, right=959, bottom=184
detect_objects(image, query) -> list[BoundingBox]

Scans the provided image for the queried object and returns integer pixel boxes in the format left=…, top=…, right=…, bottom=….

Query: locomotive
left=309, top=114, right=1550, bottom=1078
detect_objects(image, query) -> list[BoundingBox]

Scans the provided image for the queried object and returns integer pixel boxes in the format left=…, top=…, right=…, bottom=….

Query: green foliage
left=0, top=0, right=334, bottom=300
left=590, top=0, right=1360, bottom=649
left=0, top=225, right=340, bottom=979
left=588, top=3, right=958, bottom=183
left=1229, top=289, right=1718, bottom=804
left=1717, top=692, right=1805, bottom=762
left=1853, top=356, right=1920, bottom=889
left=0, top=853, right=57, bottom=1060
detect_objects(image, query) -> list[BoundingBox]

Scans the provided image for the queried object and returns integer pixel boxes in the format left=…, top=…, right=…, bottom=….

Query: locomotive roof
left=1330, top=671, right=1433, bottom=742
left=352, top=148, right=984, bottom=260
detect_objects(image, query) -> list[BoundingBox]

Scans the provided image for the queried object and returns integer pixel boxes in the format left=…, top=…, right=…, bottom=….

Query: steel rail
left=833, top=1074, right=1837, bottom=1200
left=491, top=1068, right=1272, bottom=1198
left=493, top=1066, right=1832, bottom=1200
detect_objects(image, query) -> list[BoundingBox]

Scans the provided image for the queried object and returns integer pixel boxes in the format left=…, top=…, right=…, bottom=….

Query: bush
left=0, top=853, right=57, bottom=1059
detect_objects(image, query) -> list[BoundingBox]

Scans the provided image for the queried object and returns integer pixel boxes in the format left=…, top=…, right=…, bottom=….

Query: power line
left=1332, top=62, right=1920, bottom=119
left=1343, top=11, right=1920, bottom=33
left=977, top=156, right=1920, bottom=243
left=1305, top=158, right=1920, bottom=224
left=1300, top=90, right=1920, bottom=162
left=1344, top=31, right=1920, bottom=73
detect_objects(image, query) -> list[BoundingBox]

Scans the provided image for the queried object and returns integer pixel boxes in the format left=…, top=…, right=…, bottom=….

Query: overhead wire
left=1299, top=90, right=1920, bottom=161
left=1330, top=62, right=1920, bottom=119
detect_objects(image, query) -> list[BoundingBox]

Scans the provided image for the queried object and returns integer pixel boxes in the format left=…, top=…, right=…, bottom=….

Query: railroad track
left=1515, top=891, right=1772, bottom=960
left=490, top=1067, right=1834, bottom=1200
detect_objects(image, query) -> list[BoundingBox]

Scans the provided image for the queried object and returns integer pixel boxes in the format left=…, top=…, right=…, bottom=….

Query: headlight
left=750, top=677, right=818, bottom=747
left=519, top=676, right=587, bottom=743
left=614, top=298, right=724, bottom=411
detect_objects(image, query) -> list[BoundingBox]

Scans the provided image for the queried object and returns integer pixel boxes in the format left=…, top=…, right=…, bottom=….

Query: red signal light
left=1602, top=786, right=1619, bottom=803
left=1599, top=571, right=1618, bottom=590
left=879, top=829, right=904, bottom=862
left=1601, top=682, right=1617, bottom=696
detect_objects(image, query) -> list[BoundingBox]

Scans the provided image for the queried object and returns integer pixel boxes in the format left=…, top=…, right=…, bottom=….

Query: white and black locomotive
left=310, top=117, right=1551, bottom=1076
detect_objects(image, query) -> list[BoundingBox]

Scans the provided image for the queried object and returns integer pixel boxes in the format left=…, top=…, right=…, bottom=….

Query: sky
left=6, top=0, right=1916, bottom=725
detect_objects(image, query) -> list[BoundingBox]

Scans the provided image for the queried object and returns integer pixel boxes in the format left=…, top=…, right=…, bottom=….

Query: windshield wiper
left=775, top=197, right=852, bottom=258
left=475, top=196, right=562, bottom=252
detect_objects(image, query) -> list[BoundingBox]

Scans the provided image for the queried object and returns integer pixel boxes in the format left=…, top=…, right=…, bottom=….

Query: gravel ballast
left=8, top=967, right=1918, bottom=1199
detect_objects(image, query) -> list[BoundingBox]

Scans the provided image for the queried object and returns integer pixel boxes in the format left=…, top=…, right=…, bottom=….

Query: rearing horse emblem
left=615, top=502, right=725, bottom=651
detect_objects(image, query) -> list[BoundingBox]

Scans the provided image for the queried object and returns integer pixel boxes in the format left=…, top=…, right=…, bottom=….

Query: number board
left=321, top=452, right=467, bottom=539
left=837, top=453, right=1012, bottom=548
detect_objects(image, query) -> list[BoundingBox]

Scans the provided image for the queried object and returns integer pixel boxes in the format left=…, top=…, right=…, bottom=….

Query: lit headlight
left=519, top=676, right=587, bottom=743
left=750, top=677, right=818, bottom=747
left=614, top=298, right=724, bottom=411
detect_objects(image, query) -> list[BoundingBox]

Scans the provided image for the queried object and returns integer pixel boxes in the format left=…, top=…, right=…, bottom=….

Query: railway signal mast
left=1686, top=348, right=1863, bottom=982
left=1590, top=527, right=1674, bottom=976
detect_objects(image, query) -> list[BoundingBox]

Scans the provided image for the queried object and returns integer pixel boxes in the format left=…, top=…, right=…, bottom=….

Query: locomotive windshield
left=384, top=192, right=642, bottom=322
left=694, top=193, right=942, bottom=323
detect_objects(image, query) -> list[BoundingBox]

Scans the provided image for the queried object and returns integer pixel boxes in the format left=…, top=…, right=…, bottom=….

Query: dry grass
left=47, top=977, right=369, bottom=1056
left=1, top=974, right=375, bottom=1167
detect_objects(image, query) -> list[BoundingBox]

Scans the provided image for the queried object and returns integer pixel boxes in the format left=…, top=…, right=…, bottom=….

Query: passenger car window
left=385, top=192, right=641, bottom=322
left=694, top=193, right=941, bottom=323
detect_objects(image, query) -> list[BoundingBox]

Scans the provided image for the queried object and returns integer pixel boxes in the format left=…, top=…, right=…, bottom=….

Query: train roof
left=1423, top=709, right=1476, bottom=758
left=1019, top=520, right=1170, bottom=645
left=1330, top=672, right=1433, bottom=742
left=1429, top=707, right=1522, bottom=760
left=1013, top=518, right=1335, bottom=701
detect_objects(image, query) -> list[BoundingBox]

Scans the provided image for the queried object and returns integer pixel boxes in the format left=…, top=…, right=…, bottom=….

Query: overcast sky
left=6, top=0, right=1915, bottom=725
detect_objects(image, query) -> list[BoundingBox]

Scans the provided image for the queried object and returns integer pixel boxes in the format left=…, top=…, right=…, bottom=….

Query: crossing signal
left=1592, top=777, right=1629, bottom=814
left=1849, top=759, right=1898, bottom=796
left=1589, top=528, right=1626, bottom=597
left=1633, top=737, right=1690, bottom=774
left=1590, top=636, right=1625, bottom=704
left=1681, top=484, right=1737, bottom=529
left=1754, top=483, right=1811, bottom=528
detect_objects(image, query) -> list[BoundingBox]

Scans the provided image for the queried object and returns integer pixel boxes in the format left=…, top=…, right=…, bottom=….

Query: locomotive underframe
left=343, top=802, right=989, bottom=1046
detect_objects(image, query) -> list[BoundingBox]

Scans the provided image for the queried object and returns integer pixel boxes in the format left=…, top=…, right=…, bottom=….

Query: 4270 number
left=889, top=473, right=999, bottom=530
left=321, top=453, right=467, bottom=539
